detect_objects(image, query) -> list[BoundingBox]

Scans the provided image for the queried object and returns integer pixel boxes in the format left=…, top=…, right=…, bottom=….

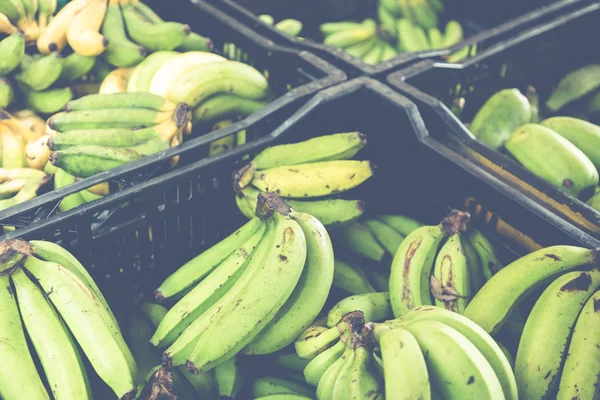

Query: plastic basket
left=0, top=0, right=345, bottom=236
left=206, top=0, right=594, bottom=77
left=5, top=77, right=598, bottom=311
left=386, top=2, right=600, bottom=240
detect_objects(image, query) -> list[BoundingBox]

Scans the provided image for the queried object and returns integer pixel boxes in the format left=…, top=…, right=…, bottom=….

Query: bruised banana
left=505, top=123, right=598, bottom=197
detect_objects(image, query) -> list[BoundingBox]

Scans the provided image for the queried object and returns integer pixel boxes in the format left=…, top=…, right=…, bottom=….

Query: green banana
left=66, top=92, right=177, bottom=112
left=0, top=77, right=13, bottom=108
left=362, top=40, right=385, bottom=65
left=323, top=20, right=376, bottom=48
left=48, top=108, right=173, bottom=131
left=252, top=375, right=314, bottom=397
left=177, top=32, right=213, bottom=52
left=214, top=355, right=245, bottom=399
left=273, top=352, right=311, bottom=373
left=380, top=42, right=398, bottom=61
left=587, top=187, right=600, bottom=211
left=122, top=3, right=190, bottom=51
left=514, top=269, right=600, bottom=399
left=0, top=0, right=25, bottom=26
left=397, top=18, right=430, bottom=52
left=462, top=234, right=485, bottom=293
left=468, top=229, right=503, bottom=281
left=505, top=123, right=598, bottom=197
left=126, top=51, right=179, bottom=92
left=364, top=218, right=405, bottom=255
left=344, top=37, right=376, bottom=58
left=546, top=64, right=600, bottom=112
left=59, top=52, right=96, bottom=83
left=192, top=94, right=267, bottom=124
left=556, top=290, right=600, bottom=399
left=54, top=167, right=87, bottom=212
left=464, top=245, right=599, bottom=335
left=102, top=0, right=146, bottom=68
left=274, top=19, right=303, bottom=37
left=244, top=211, right=335, bottom=355
left=168, top=61, right=269, bottom=108
left=330, top=222, right=387, bottom=262
left=332, top=258, right=377, bottom=294
left=469, top=88, right=532, bottom=150
left=362, top=265, right=390, bottom=292
left=346, top=345, right=384, bottom=399
left=541, top=116, right=600, bottom=171
left=294, top=322, right=340, bottom=360
left=410, top=0, right=438, bottom=29
left=375, top=214, right=423, bottom=236
left=0, top=272, right=50, bottom=400
left=154, top=217, right=263, bottom=301
left=49, top=145, right=143, bottom=178
left=441, top=20, right=463, bottom=47
left=320, top=21, right=364, bottom=36
left=431, top=233, right=471, bottom=313
left=259, top=14, right=274, bottom=25
left=20, top=85, right=73, bottom=114
left=317, top=345, right=352, bottom=399
left=428, top=27, right=444, bottom=48
left=11, top=267, right=91, bottom=399
left=15, top=51, right=63, bottom=91
left=303, top=340, right=344, bottom=386
left=0, top=30, right=25, bottom=76
left=327, top=292, right=392, bottom=327
left=378, top=4, right=398, bottom=34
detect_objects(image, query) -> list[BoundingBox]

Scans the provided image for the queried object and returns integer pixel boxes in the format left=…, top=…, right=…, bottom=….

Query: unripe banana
left=295, top=323, right=339, bottom=360
left=102, top=0, right=146, bottom=68
left=122, top=3, right=190, bottom=51
left=59, top=52, right=96, bottom=83
left=431, top=233, right=471, bottom=313
left=323, top=20, right=376, bottom=48
left=332, top=258, right=377, bottom=294
left=0, top=30, right=25, bottom=75
left=192, top=94, right=267, bottom=124
left=375, top=213, right=424, bottom=236
left=364, top=218, right=405, bottom=255
left=0, top=11, right=18, bottom=34
left=546, top=64, right=600, bottom=112
left=0, top=77, right=14, bottom=109
left=541, top=116, right=600, bottom=171
left=177, top=32, right=213, bottom=52
left=303, top=339, right=344, bottom=386
left=327, top=292, right=392, bottom=327
left=126, top=50, right=179, bottom=93
left=66, top=92, right=176, bottom=113
left=15, top=51, right=63, bottom=91
left=20, top=85, right=73, bottom=114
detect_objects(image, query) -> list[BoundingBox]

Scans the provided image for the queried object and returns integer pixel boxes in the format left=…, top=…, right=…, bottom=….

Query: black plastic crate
left=5, top=78, right=598, bottom=314
left=0, top=1, right=345, bottom=234
left=386, top=2, right=600, bottom=240
left=207, top=0, right=593, bottom=77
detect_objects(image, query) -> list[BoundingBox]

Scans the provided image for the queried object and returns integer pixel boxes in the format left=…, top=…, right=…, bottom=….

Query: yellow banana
left=66, top=0, right=108, bottom=56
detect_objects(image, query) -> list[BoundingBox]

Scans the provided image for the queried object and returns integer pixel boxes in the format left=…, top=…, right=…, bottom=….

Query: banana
left=410, top=0, right=438, bottom=29
left=363, top=265, right=390, bottom=292
left=397, top=18, right=430, bottom=52
left=541, top=117, right=600, bottom=171
left=23, top=255, right=137, bottom=399
left=11, top=267, right=91, bottom=399
left=155, top=217, right=263, bottom=301
left=274, top=19, right=303, bottom=36
left=303, top=339, right=344, bottom=386
left=169, top=61, right=269, bottom=108
left=441, top=19, right=463, bottom=47
left=49, top=144, right=143, bottom=177
left=470, top=89, right=532, bottom=150
left=556, top=290, right=600, bottom=399
left=375, top=324, right=430, bottom=400
left=66, top=0, right=108, bottom=56
left=193, top=94, right=267, bottom=124
left=99, top=66, right=135, bottom=94
left=464, top=245, right=599, bottom=335
left=178, top=32, right=213, bottom=52
left=428, top=27, right=444, bottom=48
left=389, top=211, right=467, bottom=317
left=344, top=37, right=376, bottom=58
left=406, top=320, right=504, bottom=398
left=252, top=375, right=314, bottom=397
left=380, top=42, right=398, bottom=61
left=148, top=51, right=227, bottom=98
left=323, top=20, right=376, bottom=48
left=468, top=229, right=503, bottom=281
left=214, top=355, right=244, bottom=399
left=0, top=31, right=25, bottom=75
left=0, top=77, right=14, bottom=109
left=15, top=51, right=63, bottom=91
left=332, top=258, right=377, bottom=294
left=185, top=211, right=307, bottom=373
left=378, top=4, right=398, bottom=34
left=0, top=0, right=25, bottom=28
left=514, top=269, right=600, bottom=399
left=388, top=305, right=518, bottom=400
left=37, top=0, right=89, bottom=53
left=126, top=50, right=179, bottom=92
left=54, top=167, right=88, bottom=212
left=0, top=123, right=26, bottom=168
left=102, top=0, right=146, bottom=67
left=273, top=352, right=311, bottom=373
left=0, top=274, right=50, bottom=400
left=316, top=345, right=351, bottom=400
left=431, top=233, right=471, bottom=313
left=294, top=322, right=340, bottom=360
left=462, top=234, right=485, bottom=293
left=37, top=0, right=56, bottom=29
left=122, top=3, right=190, bottom=51
left=329, top=342, right=356, bottom=400
left=374, top=214, right=424, bottom=236
left=66, top=92, right=176, bottom=113
left=259, top=14, right=274, bottom=25
left=49, top=107, right=173, bottom=131
left=348, top=343, right=384, bottom=399
left=162, top=219, right=276, bottom=367
left=151, top=222, right=265, bottom=348
left=0, top=11, right=19, bottom=33
left=505, top=123, right=598, bottom=197
left=244, top=211, right=334, bottom=355
left=13, top=110, right=45, bottom=139
left=546, top=64, right=600, bottom=112
left=327, top=292, right=393, bottom=327
left=59, top=52, right=96, bottom=83
left=364, top=218, right=405, bottom=255
left=362, top=40, right=385, bottom=65
left=255, top=394, right=312, bottom=400
left=20, top=85, right=73, bottom=114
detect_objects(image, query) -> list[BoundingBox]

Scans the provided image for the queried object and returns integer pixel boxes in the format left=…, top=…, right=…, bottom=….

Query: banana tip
left=173, top=103, right=190, bottom=128
left=48, top=42, right=58, bottom=52
left=102, top=37, right=109, bottom=47
left=205, top=38, right=214, bottom=51
left=184, top=24, right=191, bottom=36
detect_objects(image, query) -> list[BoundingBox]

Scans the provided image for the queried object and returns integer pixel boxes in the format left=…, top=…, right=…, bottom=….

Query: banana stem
left=0, top=239, right=31, bottom=274
left=441, top=209, right=471, bottom=235
left=255, top=192, right=291, bottom=220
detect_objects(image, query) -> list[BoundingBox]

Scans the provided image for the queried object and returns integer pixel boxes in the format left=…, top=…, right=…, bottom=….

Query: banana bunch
left=0, top=0, right=55, bottom=42
left=317, top=0, right=473, bottom=66
left=389, top=210, right=504, bottom=317
left=127, top=299, right=219, bottom=399
left=0, top=238, right=137, bottom=399
left=234, top=132, right=371, bottom=226
left=329, top=214, right=424, bottom=262
left=463, top=245, right=600, bottom=398
left=151, top=192, right=334, bottom=375
left=45, top=92, right=190, bottom=178
left=0, top=167, right=49, bottom=210
left=259, top=14, right=304, bottom=37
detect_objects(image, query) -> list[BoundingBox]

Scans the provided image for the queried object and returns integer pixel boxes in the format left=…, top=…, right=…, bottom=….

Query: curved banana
left=462, top=234, right=485, bottom=293
left=66, top=92, right=176, bottom=113
left=303, top=340, right=344, bottom=386
left=514, top=269, right=600, bottom=399
left=0, top=273, right=49, bottom=400
left=185, top=213, right=307, bottom=373
left=0, top=31, right=25, bottom=75
left=244, top=211, right=334, bottom=355
left=148, top=51, right=227, bottom=98
left=273, top=352, right=311, bottom=373
left=49, top=107, right=172, bottom=131
left=37, top=0, right=90, bottom=53
left=193, top=94, right=267, bottom=124
left=54, top=167, right=88, bottom=212
left=546, top=64, right=600, bottom=112
left=214, top=355, right=245, bottom=399
left=364, top=218, right=405, bottom=255
left=21, top=85, right=73, bottom=114
left=0, top=12, right=18, bottom=34
left=0, top=77, right=13, bottom=109
left=464, top=245, right=598, bottom=335
left=126, top=50, right=179, bottom=92
left=122, top=3, right=190, bottom=51
left=294, top=323, right=340, bottom=360
left=0, top=123, right=27, bottom=169
left=59, top=52, right=96, bottom=83
left=431, top=233, right=471, bottom=313
left=333, top=258, right=377, bottom=295
left=15, top=52, right=63, bottom=92
left=375, top=214, right=423, bottom=236
left=99, top=67, right=135, bottom=94
left=11, top=267, right=91, bottom=399
left=328, top=292, right=392, bottom=327
left=316, top=344, right=350, bottom=400
left=541, top=116, right=600, bottom=171
left=37, top=0, right=56, bottom=29
left=556, top=290, right=600, bottom=399
left=467, top=229, right=503, bottom=281
left=66, top=0, right=108, bottom=56
left=102, top=0, right=146, bottom=67
left=252, top=375, right=314, bottom=398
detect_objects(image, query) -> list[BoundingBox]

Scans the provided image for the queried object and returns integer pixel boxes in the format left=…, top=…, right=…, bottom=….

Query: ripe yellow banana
left=37, top=0, right=90, bottom=54
left=66, top=0, right=109, bottom=56
left=99, top=67, right=135, bottom=94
